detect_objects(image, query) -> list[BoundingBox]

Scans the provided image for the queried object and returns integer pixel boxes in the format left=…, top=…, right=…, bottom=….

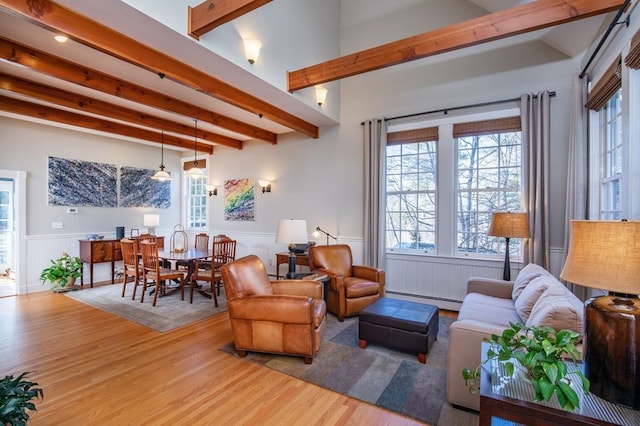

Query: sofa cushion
left=514, top=275, right=551, bottom=323
left=526, top=285, right=584, bottom=341
left=512, top=263, right=549, bottom=301
left=457, top=293, right=521, bottom=328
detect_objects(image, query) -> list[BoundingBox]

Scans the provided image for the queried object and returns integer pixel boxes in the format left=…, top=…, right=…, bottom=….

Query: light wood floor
left=0, top=287, right=458, bottom=425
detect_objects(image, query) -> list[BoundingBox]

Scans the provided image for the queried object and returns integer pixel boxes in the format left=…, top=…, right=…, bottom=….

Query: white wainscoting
left=384, top=247, right=565, bottom=311
left=23, top=230, right=563, bottom=305
left=23, top=231, right=365, bottom=295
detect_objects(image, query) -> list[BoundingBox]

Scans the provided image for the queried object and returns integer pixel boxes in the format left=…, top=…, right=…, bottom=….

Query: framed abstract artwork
left=48, top=157, right=117, bottom=207
left=224, top=178, right=255, bottom=221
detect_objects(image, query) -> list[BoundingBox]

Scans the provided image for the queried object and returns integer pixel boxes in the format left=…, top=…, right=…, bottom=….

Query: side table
left=275, top=252, right=310, bottom=279
left=479, top=342, right=640, bottom=425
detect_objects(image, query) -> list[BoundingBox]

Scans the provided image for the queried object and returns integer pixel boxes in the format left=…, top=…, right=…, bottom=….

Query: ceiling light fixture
left=54, top=34, right=68, bottom=43
left=243, top=38, right=262, bottom=64
left=188, top=119, right=205, bottom=178
left=151, top=131, right=172, bottom=181
left=315, top=86, right=328, bottom=106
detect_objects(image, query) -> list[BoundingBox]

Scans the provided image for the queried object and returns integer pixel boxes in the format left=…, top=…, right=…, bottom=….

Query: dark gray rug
left=65, top=282, right=227, bottom=332
left=220, top=312, right=479, bottom=425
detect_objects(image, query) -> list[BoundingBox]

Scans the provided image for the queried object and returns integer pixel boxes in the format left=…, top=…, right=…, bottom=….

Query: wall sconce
left=315, top=86, right=328, bottom=106
left=206, top=184, right=218, bottom=197
left=243, top=38, right=262, bottom=64
left=258, top=180, right=271, bottom=193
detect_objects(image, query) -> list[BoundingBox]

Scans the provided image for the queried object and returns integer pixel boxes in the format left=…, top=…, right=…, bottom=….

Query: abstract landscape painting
left=120, top=166, right=170, bottom=208
left=48, top=157, right=117, bottom=207
left=224, top=178, right=255, bottom=221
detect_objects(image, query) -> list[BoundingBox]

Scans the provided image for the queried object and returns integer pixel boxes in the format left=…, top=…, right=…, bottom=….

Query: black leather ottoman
left=358, top=297, right=439, bottom=364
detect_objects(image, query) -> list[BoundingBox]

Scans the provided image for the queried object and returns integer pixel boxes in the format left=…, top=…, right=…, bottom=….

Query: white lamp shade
left=315, top=86, right=328, bottom=105
left=243, top=39, right=262, bottom=64
left=151, top=169, right=171, bottom=181
left=143, top=214, right=160, bottom=228
left=275, top=219, right=308, bottom=244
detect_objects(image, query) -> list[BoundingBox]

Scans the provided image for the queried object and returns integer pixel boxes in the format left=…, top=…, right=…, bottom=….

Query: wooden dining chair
left=190, top=239, right=236, bottom=307
left=119, top=238, right=141, bottom=299
left=139, top=239, right=185, bottom=307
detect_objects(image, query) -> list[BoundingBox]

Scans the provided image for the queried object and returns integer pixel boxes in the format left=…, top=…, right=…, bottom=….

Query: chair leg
left=140, top=274, right=147, bottom=303
left=152, top=280, right=161, bottom=307
left=131, top=275, right=138, bottom=301
left=190, top=279, right=195, bottom=304
left=304, top=357, right=313, bottom=364
left=121, top=276, right=128, bottom=298
left=180, top=277, right=185, bottom=301
left=212, top=281, right=219, bottom=308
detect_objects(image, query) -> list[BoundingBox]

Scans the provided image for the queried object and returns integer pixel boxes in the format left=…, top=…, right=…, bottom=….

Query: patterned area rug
left=220, top=311, right=479, bottom=425
left=65, top=282, right=227, bottom=332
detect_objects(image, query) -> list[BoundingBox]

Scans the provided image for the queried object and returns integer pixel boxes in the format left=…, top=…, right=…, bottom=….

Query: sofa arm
left=446, top=319, right=510, bottom=411
left=466, top=277, right=514, bottom=299
left=228, top=296, right=314, bottom=324
left=272, top=280, right=323, bottom=300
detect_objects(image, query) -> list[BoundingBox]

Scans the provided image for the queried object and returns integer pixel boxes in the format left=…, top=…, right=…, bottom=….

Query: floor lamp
left=275, top=219, right=308, bottom=279
left=488, top=212, right=529, bottom=281
left=560, top=220, right=640, bottom=409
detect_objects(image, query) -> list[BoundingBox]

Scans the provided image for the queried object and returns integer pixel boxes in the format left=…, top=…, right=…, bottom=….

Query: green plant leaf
left=542, top=362, right=559, bottom=384
left=538, top=377, right=556, bottom=401
left=558, top=382, right=579, bottom=409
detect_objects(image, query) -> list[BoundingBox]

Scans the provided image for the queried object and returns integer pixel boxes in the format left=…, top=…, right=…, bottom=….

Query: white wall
left=0, top=1, right=594, bottom=299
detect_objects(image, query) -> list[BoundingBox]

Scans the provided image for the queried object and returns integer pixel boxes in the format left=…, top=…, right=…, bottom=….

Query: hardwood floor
left=1, top=288, right=436, bottom=425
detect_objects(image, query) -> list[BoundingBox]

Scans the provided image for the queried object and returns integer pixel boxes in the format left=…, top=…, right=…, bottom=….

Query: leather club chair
left=220, top=254, right=326, bottom=364
left=308, top=244, right=385, bottom=322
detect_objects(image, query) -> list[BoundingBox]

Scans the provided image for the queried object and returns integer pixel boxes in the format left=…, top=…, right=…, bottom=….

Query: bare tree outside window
left=456, top=132, right=522, bottom=256
left=385, top=141, right=437, bottom=253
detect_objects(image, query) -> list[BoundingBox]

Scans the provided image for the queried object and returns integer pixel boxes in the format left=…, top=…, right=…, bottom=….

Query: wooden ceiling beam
left=0, top=37, right=274, bottom=144
left=188, top=0, right=273, bottom=39
left=0, top=73, right=244, bottom=150
left=287, top=0, right=625, bottom=91
left=0, top=0, right=318, bottom=138
left=0, top=95, right=214, bottom=154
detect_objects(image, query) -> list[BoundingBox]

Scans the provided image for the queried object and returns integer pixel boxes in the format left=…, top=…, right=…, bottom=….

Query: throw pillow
left=514, top=276, right=550, bottom=323
left=512, top=263, right=549, bottom=301
left=526, top=285, right=585, bottom=342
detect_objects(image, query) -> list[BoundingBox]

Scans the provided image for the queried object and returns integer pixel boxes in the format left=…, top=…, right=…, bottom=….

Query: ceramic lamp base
left=585, top=295, right=640, bottom=409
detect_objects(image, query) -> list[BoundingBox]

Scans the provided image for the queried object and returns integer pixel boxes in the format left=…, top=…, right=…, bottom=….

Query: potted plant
left=39, top=252, right=83, bottom=291
left=0, top=372, right=43, bottom=425
left=462, top=322, right=589, bottom=411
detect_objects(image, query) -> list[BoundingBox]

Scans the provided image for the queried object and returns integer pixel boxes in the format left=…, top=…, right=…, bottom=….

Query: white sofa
left=446, top=263, right=585, bottom=411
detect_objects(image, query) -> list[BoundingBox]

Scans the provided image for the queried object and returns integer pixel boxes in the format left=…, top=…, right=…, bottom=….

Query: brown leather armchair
left=220, top=255, right=326, bottom=364
left=308, top=244, right=385, bottom=322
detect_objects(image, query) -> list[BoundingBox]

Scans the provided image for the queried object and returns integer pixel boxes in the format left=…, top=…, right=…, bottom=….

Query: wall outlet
left=268, top=259, right=272, bottom=265
left=67, top=207, right=78, bottom=214
left=51, top=221, right=64, bottom=229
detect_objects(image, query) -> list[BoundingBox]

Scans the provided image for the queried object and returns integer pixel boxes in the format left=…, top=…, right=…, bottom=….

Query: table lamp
left=143, top=214, right=160, bottom=235
left=488, top=212, right=529, bottom=281
left=275, top=219, right=308, bottom=279
left=560, top=220, right=640, bottom=409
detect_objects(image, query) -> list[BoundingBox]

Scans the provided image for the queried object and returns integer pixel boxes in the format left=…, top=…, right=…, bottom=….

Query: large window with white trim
left=184, top=172, right=208, bottom=229
left=385, top=110, right=523, bottom=259
left=599, top=88, right=623, bottom=220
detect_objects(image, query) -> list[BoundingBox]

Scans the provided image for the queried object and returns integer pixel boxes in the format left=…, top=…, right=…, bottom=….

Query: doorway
left=0, top=178, right=16, bottom=296
left=0, top=170, right=24, bottom=297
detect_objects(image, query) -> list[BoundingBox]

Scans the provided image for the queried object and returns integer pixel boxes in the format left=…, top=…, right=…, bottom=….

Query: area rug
left=65, top=283, right=227, bottom=332
left=220, top=312, right=479, bottom=425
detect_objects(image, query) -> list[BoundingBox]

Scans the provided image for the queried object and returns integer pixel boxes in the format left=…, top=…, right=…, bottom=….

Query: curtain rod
left=378, top=91, right=556, bottom=123
left=579, top=0, right=631, bottom=79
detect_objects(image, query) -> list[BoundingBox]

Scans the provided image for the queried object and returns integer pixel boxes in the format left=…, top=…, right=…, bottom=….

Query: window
left=455, top=118, right=523, bottom=256
left=599, top=88, right=623, bottom=219
left=384, top=111, right=522, bottom=258
left=184, top=173, right=208, bottom=229
left=385, top=138, right=437, bottom=252
left=586, top=56, right=624, bottom=220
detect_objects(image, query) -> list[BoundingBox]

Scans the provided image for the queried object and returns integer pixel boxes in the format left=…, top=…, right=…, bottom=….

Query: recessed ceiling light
left=54, top=35, right=68, bottom=43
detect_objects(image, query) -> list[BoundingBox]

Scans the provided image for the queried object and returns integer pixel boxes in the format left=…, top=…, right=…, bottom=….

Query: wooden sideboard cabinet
left=79, top=239, right=123, bottom=288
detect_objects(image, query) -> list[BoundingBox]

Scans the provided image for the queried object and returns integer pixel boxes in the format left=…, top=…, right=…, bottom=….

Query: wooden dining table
left=156, top=248, right=211, bottom=297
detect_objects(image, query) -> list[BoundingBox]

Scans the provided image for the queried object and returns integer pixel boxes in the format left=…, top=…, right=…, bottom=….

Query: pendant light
left=188, top=119, right=204, bottom=178
left=151, top=130, right=172, bottom=181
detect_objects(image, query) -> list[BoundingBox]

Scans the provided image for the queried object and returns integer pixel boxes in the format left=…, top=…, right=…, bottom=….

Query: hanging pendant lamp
left=151, top=130, right=172, bottom=181
left=188, top=119, right=205, bottom=178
